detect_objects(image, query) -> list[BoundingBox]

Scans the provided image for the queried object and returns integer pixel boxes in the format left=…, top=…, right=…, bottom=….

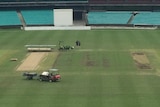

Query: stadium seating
left=152, top=0, right=160, bottom=3
left=88, top=0, right=157, bottom=4
left=131, top=12, right=160, bottom=25
left=0, top=0, right=88, bottom=2
left=107, top=0, right=125, bottom=4
left=126, top=0, right=152, bottom=4
left=21, top=10, right=53, bottom=25
left=0, top=11, right=21, bottom=26
left=88, top=11, right=131, bottom=24
left=88, top=11, right=160, bottom=25
left=88, top=0, right=106, bottom=4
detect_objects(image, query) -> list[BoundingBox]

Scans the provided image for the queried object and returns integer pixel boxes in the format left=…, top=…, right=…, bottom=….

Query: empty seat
left=0, top=11, right=21, bottom=26
left=88, top=11, right=131, bottom=24
left=0, top=0, right=87, bottom=2
left=152, top=0, right=160, bottom=3
left=88, top=0, right=106, bottom=4
left=126, top=0, right=152, bottom=4
left=21, top=10, right=53, bottom=25
left=107, top=0, right=125, bottom=4
left=131, top=12, right=160, bottom=25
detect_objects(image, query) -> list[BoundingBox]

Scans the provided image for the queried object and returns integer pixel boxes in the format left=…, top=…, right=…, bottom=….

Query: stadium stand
left=126, top=0, right=152, bottom=4
left=21, top=10, right=53, bottom=25
left=88, top=11, right=131, bottom=24
left=107, top=0, right=125, bottom=4
left=131, top=12, right=160, bottom=25
left=0, top=11, right=21, bottom=26
left=88, top=11, right=160, bottom=25
left=0, top=0, right=88, bottom=2
left=0, top=0, right=160, bottom=28
left=88, top=0, right=106, bottom=4
left=88, top=0, right=160, bottom=4
left=152, top=0, right=160, bottom=3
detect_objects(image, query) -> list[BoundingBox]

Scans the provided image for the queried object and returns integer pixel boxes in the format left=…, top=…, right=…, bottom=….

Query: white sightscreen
left=54, top=9, right=73, bottom=26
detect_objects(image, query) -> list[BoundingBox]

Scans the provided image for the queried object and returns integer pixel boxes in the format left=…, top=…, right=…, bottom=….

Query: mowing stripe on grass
left=1, top=30, right=160, bottom=107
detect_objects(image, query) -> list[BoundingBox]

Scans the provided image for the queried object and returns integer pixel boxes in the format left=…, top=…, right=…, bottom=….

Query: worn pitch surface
left=17, top=52, right=47, bottom=71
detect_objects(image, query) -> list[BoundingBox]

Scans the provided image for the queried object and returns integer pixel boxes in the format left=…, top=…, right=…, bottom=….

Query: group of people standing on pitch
left=75, top=40, right=81, bottom=46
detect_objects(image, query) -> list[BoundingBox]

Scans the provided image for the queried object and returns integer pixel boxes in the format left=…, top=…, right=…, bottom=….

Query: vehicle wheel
left=49, top=79, right=52, bottom=82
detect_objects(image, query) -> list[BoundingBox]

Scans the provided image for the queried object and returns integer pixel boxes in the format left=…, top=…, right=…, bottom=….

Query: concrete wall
left=54, top=9, right=73, bottom=26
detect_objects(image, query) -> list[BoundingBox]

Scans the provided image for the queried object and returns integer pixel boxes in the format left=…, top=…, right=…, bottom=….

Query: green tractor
left=58, top=41, right=74, bottom=51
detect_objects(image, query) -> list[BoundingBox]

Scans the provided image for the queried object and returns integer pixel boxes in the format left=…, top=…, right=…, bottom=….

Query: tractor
left=58, top=41, right=74, bottom=51
left=39, top=69, right=61, bottom=82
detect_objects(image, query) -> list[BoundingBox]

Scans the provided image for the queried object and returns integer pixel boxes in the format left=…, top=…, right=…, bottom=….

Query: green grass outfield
left=0, top=29, right=160, bottom=107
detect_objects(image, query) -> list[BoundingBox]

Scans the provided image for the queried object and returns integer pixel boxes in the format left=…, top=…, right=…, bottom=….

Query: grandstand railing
left=0, top=0, right=160, bottom=8
left=0, top=0, right=88, bottom=2
left=0, top=0, right=88, bottom=8
left=88, top=0, right=160, bottom=4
